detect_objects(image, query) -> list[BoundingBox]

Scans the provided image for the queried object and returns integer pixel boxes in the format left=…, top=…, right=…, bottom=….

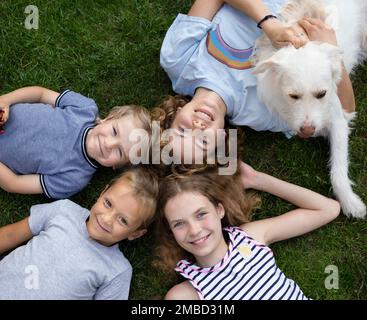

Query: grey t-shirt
left=0, top=200, right=132, bottom=300
left=0, top=90, right=99, bottom=199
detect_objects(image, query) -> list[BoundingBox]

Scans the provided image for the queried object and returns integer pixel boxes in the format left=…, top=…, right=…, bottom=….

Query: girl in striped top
left=154, top=162, right=340, bottom=300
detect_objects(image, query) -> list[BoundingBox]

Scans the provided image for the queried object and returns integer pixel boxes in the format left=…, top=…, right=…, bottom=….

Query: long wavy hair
left=153, top=164, right=260, bottom=275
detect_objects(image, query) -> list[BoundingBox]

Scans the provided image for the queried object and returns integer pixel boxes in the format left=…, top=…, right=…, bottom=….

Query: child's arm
left=185, top=1, right=308, bottom=48
left=223, top=0, right=307, bottom=48
left=239, top=162, right=340, bottom=245
left=0, top=217, right=33, bottom=255
left=0, top=162, right=43, bottom=194
left=188, top=0, right=224, bottom=20
left=165, top=281, right=200, bottom=300
left=0, top=86, right=59, bottom=125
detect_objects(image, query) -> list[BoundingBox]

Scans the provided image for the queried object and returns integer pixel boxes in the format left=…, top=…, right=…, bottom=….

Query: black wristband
left=257, top=14, right=277, bottom=29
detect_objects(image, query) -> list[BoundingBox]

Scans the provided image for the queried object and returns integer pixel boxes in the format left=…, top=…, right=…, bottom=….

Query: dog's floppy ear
left=252, top=58, right=282, bottom=75
left=319, top=43, right=343, bottom=83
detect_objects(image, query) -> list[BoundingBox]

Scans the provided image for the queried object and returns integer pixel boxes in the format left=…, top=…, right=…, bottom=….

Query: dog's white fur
left=253, top=0, right=367, bottom=218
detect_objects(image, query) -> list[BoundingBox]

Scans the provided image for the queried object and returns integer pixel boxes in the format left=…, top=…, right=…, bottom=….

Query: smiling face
left=164, top=191, right=227, bottom=267
left=86, top=179, right=147, bottom=246
left=85, top=115, right=140, bottom=168
left=170, top=88, right=227, bottom=162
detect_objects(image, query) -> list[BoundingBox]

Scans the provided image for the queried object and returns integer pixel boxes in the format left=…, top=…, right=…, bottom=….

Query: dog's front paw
left=343, top=110, right=356, bottom=124
left=341, top=193, right=366, bottom=219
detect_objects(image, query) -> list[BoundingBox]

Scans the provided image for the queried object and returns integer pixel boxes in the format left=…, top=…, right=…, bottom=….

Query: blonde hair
left=103, top=105, right=152, bottom=134
left=106, top=166, right=159, bottom=229
left=153, top=165, right=260, bottom=275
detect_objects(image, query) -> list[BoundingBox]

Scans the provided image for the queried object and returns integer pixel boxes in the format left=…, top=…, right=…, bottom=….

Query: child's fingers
left=288, top=34, right=307, bottom=49
left=298, top=19, right=314, bottom=35
left=285, top=25, right=309, bottom=48
left=276, top=35, right=306, bottom=49
left=291, top=37, right=303, bottom=49
left=0, top=106, right=9, bottom=125
left=295, top=34, right=308, bottom=47
left=301, top=17, right=325, bottom=27
left=302, top=18, right=334, bottom=32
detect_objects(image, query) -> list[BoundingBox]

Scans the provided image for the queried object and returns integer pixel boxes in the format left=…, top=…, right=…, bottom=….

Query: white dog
left=253, top=0, right=367, bottom=218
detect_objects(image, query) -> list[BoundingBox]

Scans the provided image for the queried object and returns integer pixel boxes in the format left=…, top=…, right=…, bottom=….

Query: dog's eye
left=289, top=94, right=300, bottom=100
left=315, top=90, right=327, bottom=99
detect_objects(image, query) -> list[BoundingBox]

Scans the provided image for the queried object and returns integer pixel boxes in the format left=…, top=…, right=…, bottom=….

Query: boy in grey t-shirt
left=0, top=86, right=152, bottom=199
left=0, top=166, right=159, bottom=299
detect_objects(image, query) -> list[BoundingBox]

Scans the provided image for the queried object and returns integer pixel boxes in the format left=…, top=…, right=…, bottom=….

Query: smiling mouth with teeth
left=190, top=234, right=210, bottom=244
left=96, top=216, right=110, bottom=233
left=195, top=109, right=213, bottom=121
left=98, top=137, right=104, bottom=157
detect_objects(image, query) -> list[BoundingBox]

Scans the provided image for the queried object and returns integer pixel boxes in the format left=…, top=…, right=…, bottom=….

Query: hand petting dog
left=261, top=18, right=309, bottom=48
left=298, top=18, right=337, bottom=46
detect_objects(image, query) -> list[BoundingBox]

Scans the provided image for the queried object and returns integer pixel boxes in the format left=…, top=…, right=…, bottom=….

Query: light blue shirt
left=160, top=1, right=294, bottom=137
left=0, top=90, right=99, bottom=198
left=0, top=200, right=132, bottom=300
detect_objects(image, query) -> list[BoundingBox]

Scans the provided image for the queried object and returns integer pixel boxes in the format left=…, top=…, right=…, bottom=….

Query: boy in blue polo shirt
left=0, top=86, right=151, bottom=199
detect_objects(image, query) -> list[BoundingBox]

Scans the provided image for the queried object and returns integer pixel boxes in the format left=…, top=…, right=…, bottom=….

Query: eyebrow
left=115, top=121, right=127, bottom=159
left=116, top=208, right=130, bottom=226
left=169, top=207, right=206, bottom=224
left=105, top=195, right=131, bottom=226
left=119, top=214, right=130, bottom=226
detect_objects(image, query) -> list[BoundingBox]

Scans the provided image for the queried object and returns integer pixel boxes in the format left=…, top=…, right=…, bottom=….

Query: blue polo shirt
left=160, top=0, right=294, bottom=137
left=0, top=90, right=99, bottom=199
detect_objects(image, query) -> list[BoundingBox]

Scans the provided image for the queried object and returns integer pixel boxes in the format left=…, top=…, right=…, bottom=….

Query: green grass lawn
left=0, top=0, right=366, bottom=300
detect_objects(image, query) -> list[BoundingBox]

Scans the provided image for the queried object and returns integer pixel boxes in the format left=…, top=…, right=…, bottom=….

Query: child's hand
left=239, top=161, right=259, bottom=190
left=298, top=18, right=337, bottom=46
left=261, top=18, right=308, bottom=48
left=0, top=101, right=9, bottom=126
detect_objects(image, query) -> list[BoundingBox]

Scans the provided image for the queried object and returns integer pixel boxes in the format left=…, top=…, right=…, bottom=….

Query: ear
left=95, top=117, right=104, bottom=125
left=319, top=43, right=343, bottom=83
left=216, top=203, right=225, bottom=219
left=252, top=58, right=282, bottom=75
left=127, top=228, right=147, bottom=241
